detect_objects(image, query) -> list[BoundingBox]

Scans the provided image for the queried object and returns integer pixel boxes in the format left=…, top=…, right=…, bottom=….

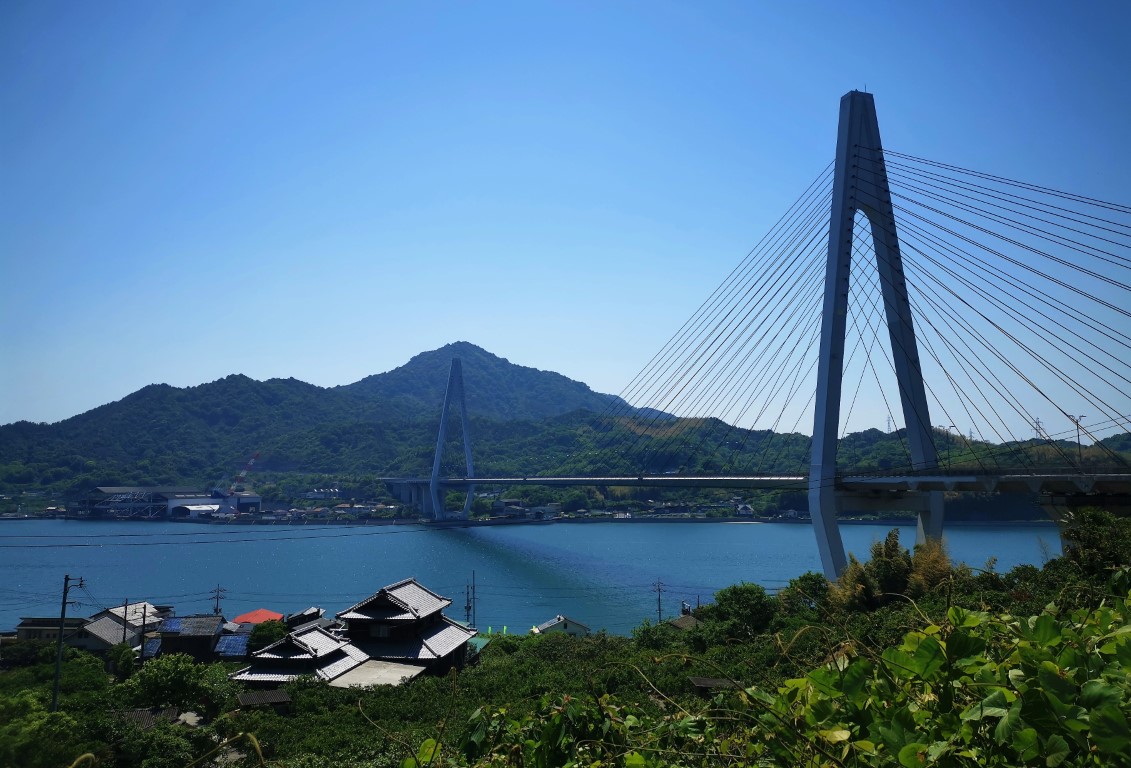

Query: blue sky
left=2, top=1, right=1129, bottom=428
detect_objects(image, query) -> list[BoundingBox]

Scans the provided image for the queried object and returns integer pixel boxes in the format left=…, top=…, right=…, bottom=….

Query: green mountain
left=1, top=341, right=1127, bottom=507
left=0, top=342, right=618, bottom=497
left=340, top=341, right=617, bottom=421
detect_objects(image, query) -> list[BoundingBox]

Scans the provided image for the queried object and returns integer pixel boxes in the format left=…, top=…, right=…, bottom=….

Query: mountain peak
left=344, top=342, right=614, bottom=421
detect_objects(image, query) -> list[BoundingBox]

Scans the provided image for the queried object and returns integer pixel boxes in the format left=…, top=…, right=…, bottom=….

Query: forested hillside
left=0, top=343, right=618, bottom=497
left=1, top=341, right=1127, bottom=505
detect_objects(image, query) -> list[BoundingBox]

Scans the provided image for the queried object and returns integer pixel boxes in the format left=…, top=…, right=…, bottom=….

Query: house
left=81, top=615, right=141, bottom=651
left=214, top=633, right=252, bottom=661
left=232, top=608, right=283, bottom=625
left=90, top=601, right=169, bottom=633
left=230, top=625, right=369, bottom=686
left=16, top=615, right=130, bottom=653
left=155, top=615, right=224, bottom=661
left=229, top=579, right=473, bottom=690
left=237, top=689, right=292, bottom=713
left=531, top=615, right=591, bottom=638
left=112, top=707, right=180, bottom=730
left=16, top=617, right=87, bottom=644
left=336, top=578, right=477, bottom=674
left=667, top=614, right=703, bottom=631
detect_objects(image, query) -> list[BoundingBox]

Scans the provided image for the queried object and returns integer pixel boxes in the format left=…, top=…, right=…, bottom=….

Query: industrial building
left=82, top=486, right=261, bottom=519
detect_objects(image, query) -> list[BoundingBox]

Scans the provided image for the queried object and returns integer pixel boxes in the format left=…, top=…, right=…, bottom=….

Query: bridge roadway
left=384, top=473, right=1131, bottom=495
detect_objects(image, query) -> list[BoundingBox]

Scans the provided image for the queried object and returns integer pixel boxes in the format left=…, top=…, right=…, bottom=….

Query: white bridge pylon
left=809, top=91, right=943, bottom=579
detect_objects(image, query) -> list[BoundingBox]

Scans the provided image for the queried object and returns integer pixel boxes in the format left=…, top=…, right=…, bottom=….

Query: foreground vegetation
left=2, top=509, right=1129, bottom=767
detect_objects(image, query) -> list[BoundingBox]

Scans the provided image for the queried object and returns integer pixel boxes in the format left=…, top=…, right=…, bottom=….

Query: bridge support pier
left=810, top=91, right=942, bottom=580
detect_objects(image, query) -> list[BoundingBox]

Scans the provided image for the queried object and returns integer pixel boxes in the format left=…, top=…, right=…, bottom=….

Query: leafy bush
left=248, top=620, right=288, bottom=652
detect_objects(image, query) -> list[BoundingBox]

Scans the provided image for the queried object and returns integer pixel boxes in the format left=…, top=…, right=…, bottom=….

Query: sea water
left=0, top=519, right=1060, bottom=635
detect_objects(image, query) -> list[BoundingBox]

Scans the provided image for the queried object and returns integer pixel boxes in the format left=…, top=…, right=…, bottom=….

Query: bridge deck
left=383, top=474, right=1131, bottom=494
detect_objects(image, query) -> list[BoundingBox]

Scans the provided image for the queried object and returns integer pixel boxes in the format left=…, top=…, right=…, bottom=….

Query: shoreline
left=0, top=514, right=1059, bottom=528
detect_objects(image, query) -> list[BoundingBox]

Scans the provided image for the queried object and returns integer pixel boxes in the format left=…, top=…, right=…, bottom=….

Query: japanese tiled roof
left=317, top=644, right=369, bottom=680
left=285, top=606, right=324, bottom=626
left=229, top=666, right=296, bottom=684
left=237, top=689, right=292, bottom=707
left=286, top=616, right=340, bottom=634
left=84, top=615, right=139, bottom=647
left=667, top=614, right=703, bottom=631
left=112, top=707, right=179, bottom=729
left=231, top=638, right=367, bottom=684
left=356, top=616, right=476, bottom=662
left=254, top=626, right=348, bottom=661
left=337, top=578, right=452, bottom=622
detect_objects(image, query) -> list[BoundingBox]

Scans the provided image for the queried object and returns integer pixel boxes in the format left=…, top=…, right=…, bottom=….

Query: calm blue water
left=0, top=519, right=1060, bottom=635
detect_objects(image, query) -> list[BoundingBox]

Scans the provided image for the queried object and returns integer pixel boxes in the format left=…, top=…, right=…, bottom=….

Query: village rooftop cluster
left=13, top=579, right=485, bottom=689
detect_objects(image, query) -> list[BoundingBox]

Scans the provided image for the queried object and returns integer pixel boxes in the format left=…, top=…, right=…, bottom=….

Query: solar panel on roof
left=216, top=634, right=250, bottom=657
left=159, top=617, right=183, bottom=633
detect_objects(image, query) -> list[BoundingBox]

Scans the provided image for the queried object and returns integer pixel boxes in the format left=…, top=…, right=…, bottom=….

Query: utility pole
left=653, top=580, right=664, bottom=623
left=121, top=598, right=129, bottom=644
left=464, top=582, right=472, bottom=624
left=139, top=603, right=147, bottom=661
left=1071, top=415, right=1086, bottom=466
left=51, top=574, right=82, bottom=712
left=472, top=570, right=477, bottom=629
left=211, top=584, right=226, bottom=616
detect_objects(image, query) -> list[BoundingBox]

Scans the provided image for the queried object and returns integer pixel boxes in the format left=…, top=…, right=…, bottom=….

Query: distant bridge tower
left=429, top=358, right=476, bottom=520
left=809, top=91, right=943, bottom=579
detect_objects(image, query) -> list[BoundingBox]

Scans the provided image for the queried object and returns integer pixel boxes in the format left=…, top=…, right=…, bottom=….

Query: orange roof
left=233, top=608, right=284, bottom=624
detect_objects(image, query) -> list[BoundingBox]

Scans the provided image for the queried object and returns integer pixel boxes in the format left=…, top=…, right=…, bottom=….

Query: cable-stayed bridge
left=388, top=91, right=1131, bottom=579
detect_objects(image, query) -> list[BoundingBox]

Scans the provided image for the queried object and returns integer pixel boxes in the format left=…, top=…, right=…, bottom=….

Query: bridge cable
left=881, top=150, right=1131, bottom=215
left=594, top=163, right=834, bottom=430
left=584, top=168, right=834, bottom=472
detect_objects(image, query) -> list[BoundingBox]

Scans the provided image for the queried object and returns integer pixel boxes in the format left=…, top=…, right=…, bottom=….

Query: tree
left=695, top=583, right=776, bottom=640
left=0, top=690, right=99, bottom=768
left=248, top=620, right=288, bottom=652
left=124, top=654, right=236, bottom=719
left=1061, top=506, right=1131, bottom=580
left=109, top=642, right=136, bottom=681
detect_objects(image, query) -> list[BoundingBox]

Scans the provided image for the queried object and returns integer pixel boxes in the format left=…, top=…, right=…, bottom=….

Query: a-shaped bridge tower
left=809, top=91, right=943, bottom=578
